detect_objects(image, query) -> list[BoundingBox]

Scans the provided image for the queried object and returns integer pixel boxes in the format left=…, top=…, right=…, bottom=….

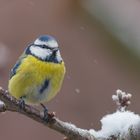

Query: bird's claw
left=40, top=103, right=49, bottom=122
left=19, top=97, right=25, bottom=109
left=40, top=103, right=55, bottom=122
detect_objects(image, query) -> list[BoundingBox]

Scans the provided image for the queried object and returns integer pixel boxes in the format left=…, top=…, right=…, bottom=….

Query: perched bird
left=8, top=35, right=65, bottom=112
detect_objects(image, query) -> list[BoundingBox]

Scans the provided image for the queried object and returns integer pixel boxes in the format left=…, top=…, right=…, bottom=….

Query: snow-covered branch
left=0, top=87, right=95, bottom=140
left=0, top=87, right=140, bottom=140
left=90, top=90, right=140, bottom=140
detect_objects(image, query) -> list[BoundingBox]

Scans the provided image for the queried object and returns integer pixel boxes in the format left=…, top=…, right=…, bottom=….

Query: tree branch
left=0, top=87, right=139, bottom=140
left=0, top=87, right=95, bottom=140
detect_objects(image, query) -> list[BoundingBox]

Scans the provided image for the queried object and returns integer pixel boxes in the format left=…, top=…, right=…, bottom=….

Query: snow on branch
left=0, top=87, right=140, bottom=140
left=90, top=89, right=140, bottom=140
left=112, top=89, right=132, bottom=111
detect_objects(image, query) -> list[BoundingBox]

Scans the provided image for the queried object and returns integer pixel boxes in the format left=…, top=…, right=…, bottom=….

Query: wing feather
left=9, top=52, right=27, bottom=79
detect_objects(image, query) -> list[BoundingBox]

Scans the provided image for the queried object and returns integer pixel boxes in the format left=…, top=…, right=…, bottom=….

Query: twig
left=112, top=89, right=132, bottom=111
left=0, top=87, right=95, bottom=140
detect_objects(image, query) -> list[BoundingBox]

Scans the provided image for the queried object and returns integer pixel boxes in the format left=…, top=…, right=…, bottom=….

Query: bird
left=8, top=35, right=66, bottom=119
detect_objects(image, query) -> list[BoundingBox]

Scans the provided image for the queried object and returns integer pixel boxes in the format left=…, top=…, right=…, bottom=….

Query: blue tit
left=8, top=35, right=66, bottom=105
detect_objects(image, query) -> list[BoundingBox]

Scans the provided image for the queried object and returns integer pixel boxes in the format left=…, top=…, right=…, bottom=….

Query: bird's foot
left=40, top=103, right=49, bottom=122
left=40, top=103, right=55, bottom=122
left=19, top=97, right=25, bottom=110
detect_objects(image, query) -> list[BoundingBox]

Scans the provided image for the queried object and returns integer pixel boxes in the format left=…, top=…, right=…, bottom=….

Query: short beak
left=52, top=47, right=58, bottom=52
left=52, top=48, right=58, bottom=57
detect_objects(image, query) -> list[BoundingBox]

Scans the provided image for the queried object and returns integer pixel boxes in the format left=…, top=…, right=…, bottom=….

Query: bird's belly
left=9, top=72, right=57, bottom=104
left=24, top=83, right=52, bottom=104
left=8, top=56, right=65, bottom=104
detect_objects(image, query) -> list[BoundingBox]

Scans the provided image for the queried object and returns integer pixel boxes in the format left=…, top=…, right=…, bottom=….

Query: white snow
left=89, top=111, right=140, bottom=138
left=112, top=89, right=132, bottom=110
left=114, top=89, right=132, bottom=101
left=75, top=88, right=80, bottom=94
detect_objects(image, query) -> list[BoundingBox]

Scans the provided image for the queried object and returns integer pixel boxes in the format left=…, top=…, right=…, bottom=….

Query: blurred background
left=0, top=0, right=140, bottom=139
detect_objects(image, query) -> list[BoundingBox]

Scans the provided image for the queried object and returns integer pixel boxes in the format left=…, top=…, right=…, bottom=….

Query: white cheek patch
left=34, top=39, right=58, bottom=48
left=56, top=50, right=63, bottom=62
left=30, top=46, right=52, bottom=60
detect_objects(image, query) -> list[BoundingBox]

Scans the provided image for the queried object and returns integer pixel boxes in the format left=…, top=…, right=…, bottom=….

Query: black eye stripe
left=33, top=44, right=54, bottom=50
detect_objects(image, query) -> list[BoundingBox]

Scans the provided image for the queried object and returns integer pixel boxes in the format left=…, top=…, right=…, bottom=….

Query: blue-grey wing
left=9, top=52, right=27, bottom=79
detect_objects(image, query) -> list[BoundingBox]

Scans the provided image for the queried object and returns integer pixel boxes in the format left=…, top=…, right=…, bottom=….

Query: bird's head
left=26, top=35, right=63, bottom=63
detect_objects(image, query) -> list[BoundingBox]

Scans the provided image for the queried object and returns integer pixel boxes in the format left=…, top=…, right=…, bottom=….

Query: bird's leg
left=19, top=97, right=25, bottom=110
left=40, top=103, right=49, bottom=121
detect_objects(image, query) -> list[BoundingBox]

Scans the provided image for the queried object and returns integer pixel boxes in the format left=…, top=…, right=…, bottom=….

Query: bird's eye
left=42, top=45, right=46, bottom=48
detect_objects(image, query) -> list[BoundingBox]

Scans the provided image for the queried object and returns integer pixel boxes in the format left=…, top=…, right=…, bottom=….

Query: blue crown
left=38, top=35, right=56, bottom=42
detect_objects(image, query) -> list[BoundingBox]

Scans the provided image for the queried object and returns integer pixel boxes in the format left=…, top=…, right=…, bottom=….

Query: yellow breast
left=8, top=55, right=65, bottom=104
